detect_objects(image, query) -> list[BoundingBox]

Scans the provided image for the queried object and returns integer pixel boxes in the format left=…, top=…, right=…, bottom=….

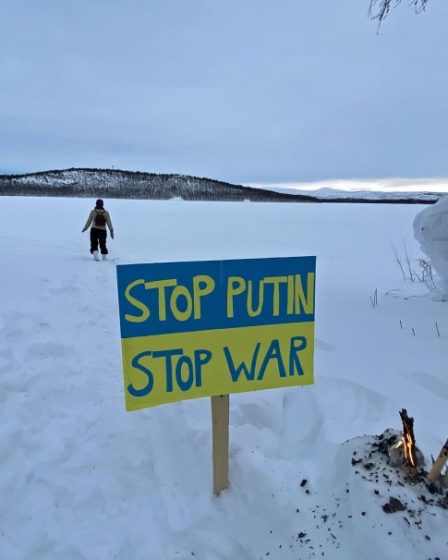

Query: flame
left=398, top=409, right=418, bottom=473
left=403, top=433, right=416, bottom=468
left=394, top=436, right=416, bottom=468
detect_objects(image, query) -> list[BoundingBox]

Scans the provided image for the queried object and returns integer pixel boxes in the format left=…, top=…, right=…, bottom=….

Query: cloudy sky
left=1, top=0, right=447, bottom=185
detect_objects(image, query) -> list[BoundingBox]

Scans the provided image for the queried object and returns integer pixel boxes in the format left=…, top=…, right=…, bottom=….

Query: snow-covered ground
left=0, top=196, right=447, bottom=560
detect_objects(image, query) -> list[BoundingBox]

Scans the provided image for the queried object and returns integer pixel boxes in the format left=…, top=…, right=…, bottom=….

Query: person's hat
left=95, top=199, right=104, bottom=208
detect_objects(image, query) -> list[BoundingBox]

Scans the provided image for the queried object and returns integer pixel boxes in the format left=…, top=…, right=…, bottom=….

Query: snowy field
left=0, top=196, right=447, bottom=560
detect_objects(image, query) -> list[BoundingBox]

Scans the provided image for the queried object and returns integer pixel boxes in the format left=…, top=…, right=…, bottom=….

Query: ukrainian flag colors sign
left=116, top=256, right=316, bottom=411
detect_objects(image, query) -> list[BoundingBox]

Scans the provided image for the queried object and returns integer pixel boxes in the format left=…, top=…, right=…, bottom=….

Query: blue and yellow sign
left=116, top=256, right=316, bottom=411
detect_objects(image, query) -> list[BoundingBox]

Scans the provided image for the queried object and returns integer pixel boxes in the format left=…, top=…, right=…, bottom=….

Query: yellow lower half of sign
left=121, top=322, right=314, bottom=411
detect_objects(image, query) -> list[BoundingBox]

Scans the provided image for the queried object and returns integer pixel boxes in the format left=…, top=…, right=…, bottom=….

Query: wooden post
left=428, top=438, right=448, bottom=483
left=211, top=395, right=229, bottom=496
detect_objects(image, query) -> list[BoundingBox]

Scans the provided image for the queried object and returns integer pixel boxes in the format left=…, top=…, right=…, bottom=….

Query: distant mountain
left=0, top=168, right=441, bottom=203
left=254, top=184, right=443, bottom=204
left=0, top=168, right=315, bottom=202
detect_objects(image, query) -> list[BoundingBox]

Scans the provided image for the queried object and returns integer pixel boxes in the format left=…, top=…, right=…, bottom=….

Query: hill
left=0, top=168, right=315, bottom=202
left=0, top=168, right=443, bottom=203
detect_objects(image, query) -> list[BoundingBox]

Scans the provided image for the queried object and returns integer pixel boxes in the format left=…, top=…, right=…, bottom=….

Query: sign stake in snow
left=116, top=256, right=316, bottom=494
left=211, top=395, right=229, bottom=495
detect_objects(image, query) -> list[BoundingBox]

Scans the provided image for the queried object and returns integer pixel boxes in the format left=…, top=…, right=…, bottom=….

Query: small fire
left=393, top=435, right=416, bottom=467
left=399, top=409, right=417, bottom=472
left=403, top=432, right=416, bottom=468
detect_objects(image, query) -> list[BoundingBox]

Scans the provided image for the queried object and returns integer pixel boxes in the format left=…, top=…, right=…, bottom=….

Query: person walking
left=81, top=199, right=114, bottom=261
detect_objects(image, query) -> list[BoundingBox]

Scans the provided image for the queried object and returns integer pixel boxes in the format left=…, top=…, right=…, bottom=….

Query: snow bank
left=414, top=196, right=448, bottom=297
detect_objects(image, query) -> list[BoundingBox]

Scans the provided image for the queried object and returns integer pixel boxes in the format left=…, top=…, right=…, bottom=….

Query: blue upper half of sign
left=116, top=256, right=316, bottom=339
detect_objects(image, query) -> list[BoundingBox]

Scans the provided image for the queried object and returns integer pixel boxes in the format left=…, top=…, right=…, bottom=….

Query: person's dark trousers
left=90, top=228, right=108, bottom=255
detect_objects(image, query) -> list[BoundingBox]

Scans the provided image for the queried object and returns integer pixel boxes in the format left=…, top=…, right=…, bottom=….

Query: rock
left=382, top=497, right=406, bottom=513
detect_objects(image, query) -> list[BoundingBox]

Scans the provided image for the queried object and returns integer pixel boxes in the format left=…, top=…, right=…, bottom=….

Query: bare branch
left=369, top=0, right=429, bottom=25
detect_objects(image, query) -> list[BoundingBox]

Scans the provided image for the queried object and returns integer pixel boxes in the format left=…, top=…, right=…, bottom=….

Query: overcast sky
left=1, top=0, right=448, bottom=184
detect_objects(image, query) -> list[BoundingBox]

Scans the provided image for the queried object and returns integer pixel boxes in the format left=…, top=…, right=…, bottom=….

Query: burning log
left=388, top=410, right=421, bottom=475
left=399, top=409, right=418, bottom=475
left=427, top=438, right=448, bottom=485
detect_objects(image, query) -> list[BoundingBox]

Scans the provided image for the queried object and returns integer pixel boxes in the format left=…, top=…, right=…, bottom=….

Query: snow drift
left=414, top=196, right=448, bottom=297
